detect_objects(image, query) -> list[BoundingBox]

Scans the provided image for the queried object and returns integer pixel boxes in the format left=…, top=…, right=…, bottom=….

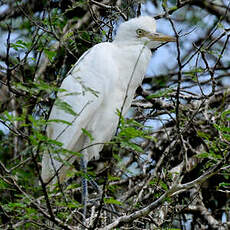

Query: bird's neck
left=112, top=40, right=147, bottom=48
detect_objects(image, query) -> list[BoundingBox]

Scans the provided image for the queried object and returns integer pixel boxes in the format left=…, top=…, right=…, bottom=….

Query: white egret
left=41, top=16, right=175, bottom=211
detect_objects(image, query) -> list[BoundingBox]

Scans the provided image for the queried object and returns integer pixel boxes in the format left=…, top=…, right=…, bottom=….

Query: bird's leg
left=80, top=157, right=88, bottom=220
left=88, top=175, right=101, bottom=193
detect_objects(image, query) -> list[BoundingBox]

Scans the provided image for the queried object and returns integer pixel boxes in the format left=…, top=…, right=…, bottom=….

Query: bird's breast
left=109, top=45, right=151, bottom=114
left=116, top=46, right=150, bottom=91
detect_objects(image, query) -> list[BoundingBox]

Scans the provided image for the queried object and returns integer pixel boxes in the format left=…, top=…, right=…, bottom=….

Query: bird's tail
left=41, top=151, right=77, bottom=185
left=41, top=152, right=57, bottom=184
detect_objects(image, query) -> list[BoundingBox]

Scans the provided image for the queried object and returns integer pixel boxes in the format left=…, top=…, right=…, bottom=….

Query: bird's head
left=114, top=16, right=176, bottom=49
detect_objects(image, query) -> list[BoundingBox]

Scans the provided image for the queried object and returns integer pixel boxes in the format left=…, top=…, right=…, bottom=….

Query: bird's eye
left=136, top=29, right=144, bottom=36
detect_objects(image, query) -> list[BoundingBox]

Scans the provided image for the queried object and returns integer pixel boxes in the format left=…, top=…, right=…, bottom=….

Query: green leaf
left=214, top=124, right=230, bottom=133
left=120, top=141, right=144, bottom=153
left=66, top=200, right=80, bottom=208
left=33, top=80, right=66, bottom=93
left=197, top=151, right=222, bottom=160
left=104, top=197, right=122, bottom=205
left=82, top=128, right=94, bottom=142
left=197, top=152, right=209, bottom=158
left=46, top=138, right=63, bottom=147
left=0, top=178, right=10, bottom=189
left=146, top=88, right=173, bottom=99
left=48, top=119, right=72, bottom=126
left=108, top=175, right=120, bottom=182
left=54, top=98, right=78, bottom=116
left=169, top=6, right=178, bottom=11
left=113, top=153, right=121, bottom=162
left=66, top=183, right=81, bottom=190
left=160, top=181, right=168, bottom=190
left=218, top=182, right=230, bottom=188
left=63, top=31, right=74, bottom=40
left=11, top=40, right=32, bottom=51
left=149, top=179, right=157, bottom=185
left=197, top=131, right=211, bottom=140
left=221, top=110, right=230, bottom=120
left=44, top=49, right=56, bottom=62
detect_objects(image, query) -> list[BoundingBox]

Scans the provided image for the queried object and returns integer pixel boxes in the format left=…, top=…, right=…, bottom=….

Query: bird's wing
left=66, top=48, right=92, bottom=77
left=47, top=43, right=116, bottom=144
left=42, top=43, right=117, bottom=183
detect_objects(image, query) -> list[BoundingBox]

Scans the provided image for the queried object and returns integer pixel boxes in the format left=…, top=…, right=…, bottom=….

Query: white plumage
left=41, top=16, right=175, bottom=184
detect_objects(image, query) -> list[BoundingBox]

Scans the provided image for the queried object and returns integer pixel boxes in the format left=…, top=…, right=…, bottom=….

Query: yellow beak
left=147, top=32, right=176, bottom=42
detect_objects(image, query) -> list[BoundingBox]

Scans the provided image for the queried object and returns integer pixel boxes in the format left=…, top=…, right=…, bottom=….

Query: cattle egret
left=41, top=16, right=175, bottom=208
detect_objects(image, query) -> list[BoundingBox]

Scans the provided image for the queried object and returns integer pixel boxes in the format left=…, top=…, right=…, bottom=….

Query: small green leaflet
left=82, top=128, right=94, bottom=142
left=54, top=98, right=77, bottom=116
left=104, top=197, right=122, bottom=205
left=48, top=119, right=72, bottom=126
left=44, top=49, right=56, bottom=62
